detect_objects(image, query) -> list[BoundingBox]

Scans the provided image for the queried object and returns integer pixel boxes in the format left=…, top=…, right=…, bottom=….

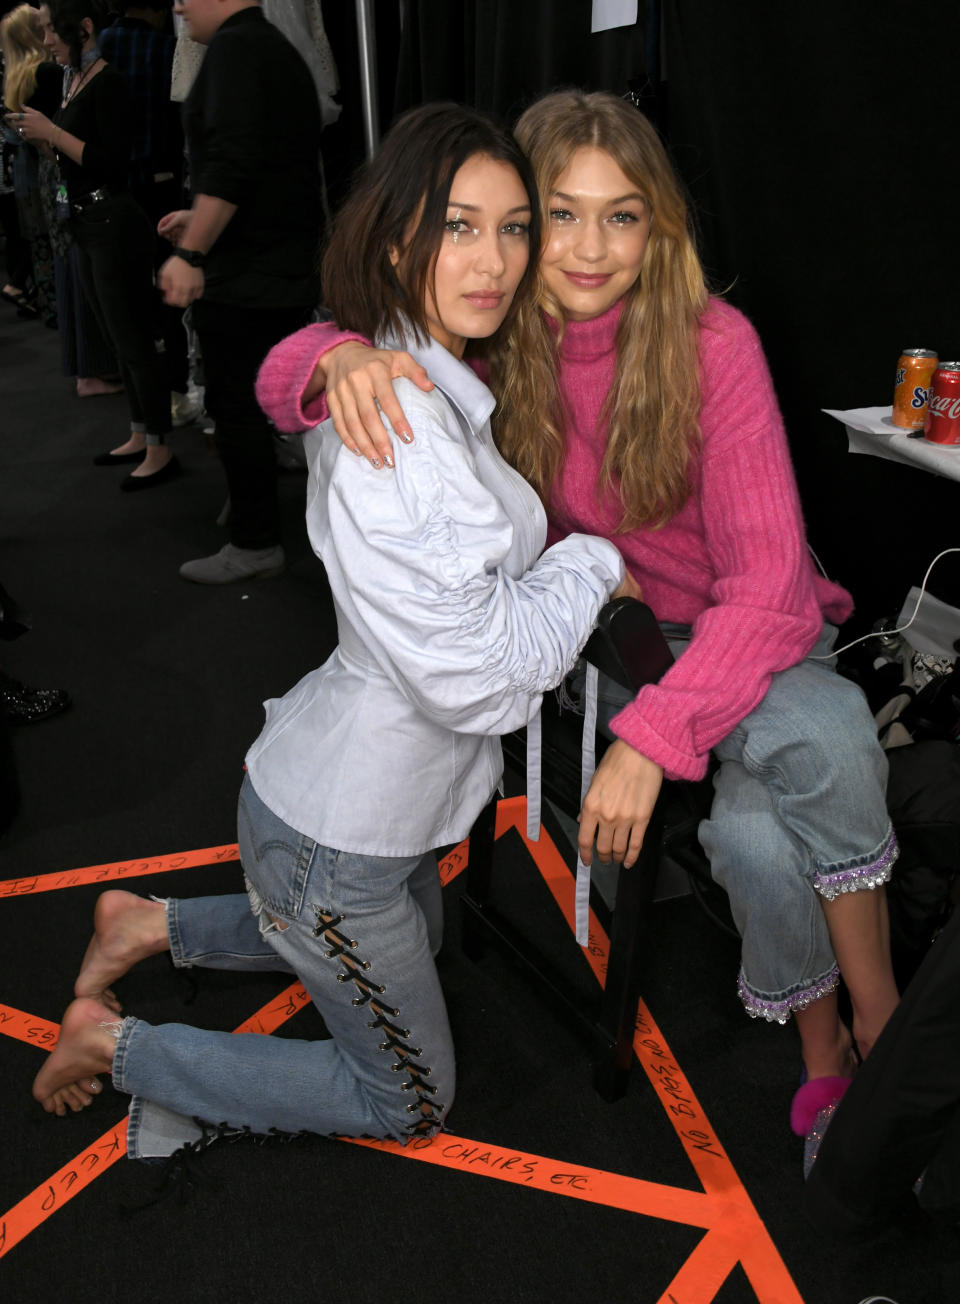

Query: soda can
left=924, top=363, right=960, bottom=446
left=892, top=348, right=938, bottom=429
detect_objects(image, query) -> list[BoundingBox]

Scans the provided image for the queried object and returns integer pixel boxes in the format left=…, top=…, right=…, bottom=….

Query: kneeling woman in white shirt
left=32, top=102, right=632, bottom=1157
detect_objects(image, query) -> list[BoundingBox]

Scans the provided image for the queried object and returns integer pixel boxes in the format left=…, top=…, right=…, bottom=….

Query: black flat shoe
left=93, top=448, right=145, bottom=466
left=120, top=455, right=182, bottom=492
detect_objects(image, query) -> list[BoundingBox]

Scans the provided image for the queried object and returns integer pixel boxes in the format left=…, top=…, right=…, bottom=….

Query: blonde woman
left=255, top=90, right=901, bottom=1167
left=1, top=3, right=60, bottom=321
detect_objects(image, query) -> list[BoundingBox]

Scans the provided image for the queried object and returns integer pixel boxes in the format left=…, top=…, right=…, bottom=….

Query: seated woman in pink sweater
left=255, top=91, right=899, bottom=1166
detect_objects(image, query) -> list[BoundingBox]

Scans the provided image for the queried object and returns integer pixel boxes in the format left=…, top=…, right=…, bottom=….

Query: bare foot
left=128, top=446, right=172, bottom=478
left=75, top=890, right=170, bottom=1010
left=107, top=432, right=147, bottom=458
left=33, top=999, right=117, bottom=1116
left=76, top=376, right=124, bottom=398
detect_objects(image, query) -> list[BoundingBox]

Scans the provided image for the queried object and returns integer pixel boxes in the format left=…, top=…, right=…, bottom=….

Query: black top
left=55, top=65, right=133, bottom=200
left=26, top=62, right=64, bottom=118
left=182, top=7, right=322, bottom=308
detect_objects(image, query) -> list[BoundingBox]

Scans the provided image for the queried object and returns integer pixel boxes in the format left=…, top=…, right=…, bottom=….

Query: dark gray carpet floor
left=2, top=306, right=957, bottom=1304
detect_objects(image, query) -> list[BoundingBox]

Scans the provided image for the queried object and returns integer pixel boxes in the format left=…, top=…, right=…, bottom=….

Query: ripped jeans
left=112, top=774, right=455, bottom=1159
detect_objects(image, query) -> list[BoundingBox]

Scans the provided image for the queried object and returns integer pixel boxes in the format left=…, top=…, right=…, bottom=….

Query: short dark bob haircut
left=321, top=102, right=540, bottom=349
left=50, top=0, right=109, bottom=69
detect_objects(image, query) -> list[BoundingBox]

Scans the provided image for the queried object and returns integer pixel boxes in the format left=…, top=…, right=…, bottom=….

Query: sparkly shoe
left=790, top=1075, right=853, bottom=1178
left=0, top=672, right=71, bottom=725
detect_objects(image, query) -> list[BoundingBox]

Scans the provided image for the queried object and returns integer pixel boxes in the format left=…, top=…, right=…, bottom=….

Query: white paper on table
left=822, top=406, right=960, bottom=481
left=822, top=405, right=898, bottom=436
left=591, top=0, right=638, bottom=33
left=897, top=586, right=960, bottom=658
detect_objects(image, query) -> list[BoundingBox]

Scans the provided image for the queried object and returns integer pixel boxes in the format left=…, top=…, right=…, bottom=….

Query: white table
left=823, top=405, right=960, bottom=482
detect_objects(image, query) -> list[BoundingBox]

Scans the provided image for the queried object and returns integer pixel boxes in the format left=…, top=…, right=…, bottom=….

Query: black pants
left=192, top=298, right=313, bottom=550
left=72, top=194, right=171, bottom=440
left=133, top=178, right=190, bottom=396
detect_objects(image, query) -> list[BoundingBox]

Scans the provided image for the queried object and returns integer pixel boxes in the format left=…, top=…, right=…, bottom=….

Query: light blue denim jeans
left=580, top=623, right=896, bottom=1024
left=112, top=775, right=455, bottom=1159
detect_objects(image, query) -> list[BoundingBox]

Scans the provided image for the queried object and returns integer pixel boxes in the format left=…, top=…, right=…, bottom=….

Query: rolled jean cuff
left=110, top=1014, right=142, bottom=1091
left=812, top=825, right=899, bottom=902
left=163, top=896, right=190, bottom=968
left=737, top=965, right=841, bottom=1024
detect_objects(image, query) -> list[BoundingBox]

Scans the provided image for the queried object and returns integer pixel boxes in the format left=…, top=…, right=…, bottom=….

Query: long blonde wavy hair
left=489, top=91, right=710, bottom=532
left=1, top=4, right=48, bottom=111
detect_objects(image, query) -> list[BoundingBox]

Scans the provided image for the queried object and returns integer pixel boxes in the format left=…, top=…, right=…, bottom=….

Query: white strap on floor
left=574, top=663, right=599, bottom=946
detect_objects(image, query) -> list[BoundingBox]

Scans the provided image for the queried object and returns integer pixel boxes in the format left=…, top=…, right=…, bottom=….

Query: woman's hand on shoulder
left=325, top=342, right=434, bottom=468
left=578, top=740, right=663, bottom=869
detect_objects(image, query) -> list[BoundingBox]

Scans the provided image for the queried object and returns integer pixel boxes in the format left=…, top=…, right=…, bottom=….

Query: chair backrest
left=581, top=598, right=674, bottom=692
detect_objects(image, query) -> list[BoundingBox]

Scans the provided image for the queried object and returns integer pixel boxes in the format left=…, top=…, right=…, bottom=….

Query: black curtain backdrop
left=393, top=0, right=654, bottom=124
left=663, top=1, right=960, bottom=627
left=321, top=0, right=960, bottom=627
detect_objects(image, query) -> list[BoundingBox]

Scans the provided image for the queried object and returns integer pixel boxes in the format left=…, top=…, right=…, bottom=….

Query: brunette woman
left=256, top=90, right=900, bottom=1162
left=32, top=104, right=632, bottom=1156
left=10, top=0, right=177, bottom=487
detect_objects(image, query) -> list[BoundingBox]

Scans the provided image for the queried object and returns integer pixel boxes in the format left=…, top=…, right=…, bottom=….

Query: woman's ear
left=388, top=246, right=400, bottom=268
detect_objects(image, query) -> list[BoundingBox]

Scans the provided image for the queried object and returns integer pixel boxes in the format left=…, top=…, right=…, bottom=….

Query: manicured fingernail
left=383, top=454, right=394, bottom=469
left=350, top=445, right=363, bottom=457
left=370, top=457, right=382, bottom=469
left=89, top=1080, right=101, bottom=1092
left=399, top=430, right=413, bottom=444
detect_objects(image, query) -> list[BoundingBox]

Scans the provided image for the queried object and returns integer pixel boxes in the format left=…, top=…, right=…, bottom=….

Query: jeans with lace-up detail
left=113, top=775, right=454, bottom=1158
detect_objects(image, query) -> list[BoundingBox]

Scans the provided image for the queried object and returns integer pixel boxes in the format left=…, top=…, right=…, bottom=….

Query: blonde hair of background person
left=1, top=4, right=48, bottom=112
left=491, top=90, right=709, bottom=532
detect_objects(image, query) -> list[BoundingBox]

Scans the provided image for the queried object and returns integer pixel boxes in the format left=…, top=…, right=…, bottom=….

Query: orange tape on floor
left=1, top=817, right=803, bottom=1302
left=0, top=845, right=240, bottom=899
left=0, top=980, right=309, bottom=1260
left=494, top=796, right=803, bottom=1304
left=349, top=1131, right=724, bottom=1228
left=0, top=1005, right=60, bottom=1052
left=0, top=1121, right=128, bottom=1260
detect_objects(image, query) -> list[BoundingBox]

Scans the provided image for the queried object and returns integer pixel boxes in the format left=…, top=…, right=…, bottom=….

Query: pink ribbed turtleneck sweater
left=255, top=298, right=852, bottom=781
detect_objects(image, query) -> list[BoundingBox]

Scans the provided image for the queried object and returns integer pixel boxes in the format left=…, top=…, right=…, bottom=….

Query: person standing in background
left=158, top=0, right=322, bottom=584
left=99, top=0, right=198, bottom=427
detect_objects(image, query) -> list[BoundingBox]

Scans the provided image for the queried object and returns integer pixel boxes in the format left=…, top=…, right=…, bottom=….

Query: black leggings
left=72, top=194, right=170, bottom=441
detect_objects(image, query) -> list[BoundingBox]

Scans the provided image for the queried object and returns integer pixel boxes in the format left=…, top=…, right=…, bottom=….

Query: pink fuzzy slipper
left=790, top=1075, right=852, bottom=1136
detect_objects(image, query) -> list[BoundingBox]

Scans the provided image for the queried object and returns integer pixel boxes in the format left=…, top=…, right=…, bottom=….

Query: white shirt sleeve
left=314, top=392, right=624, bottom=736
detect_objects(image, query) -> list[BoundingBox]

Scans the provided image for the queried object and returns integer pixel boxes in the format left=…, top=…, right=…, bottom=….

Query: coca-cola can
left=892, top=348, right=938, bottom=429
left=924, top=363, right=960, bottom=446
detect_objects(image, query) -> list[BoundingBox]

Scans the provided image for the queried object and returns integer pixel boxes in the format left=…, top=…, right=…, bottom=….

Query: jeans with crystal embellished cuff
left=113, top=774, right=454, bottom=1160
left=579, top=622, right=895, bottom=1025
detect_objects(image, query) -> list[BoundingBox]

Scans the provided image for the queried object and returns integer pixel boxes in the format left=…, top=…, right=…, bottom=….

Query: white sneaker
left=178, top=543, right=285, bottom=585
left=171, top=388, right=203, bottom=428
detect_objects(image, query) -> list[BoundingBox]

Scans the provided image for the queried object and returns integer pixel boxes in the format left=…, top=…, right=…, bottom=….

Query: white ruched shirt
left=245, top=333, right=623, bottom=856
